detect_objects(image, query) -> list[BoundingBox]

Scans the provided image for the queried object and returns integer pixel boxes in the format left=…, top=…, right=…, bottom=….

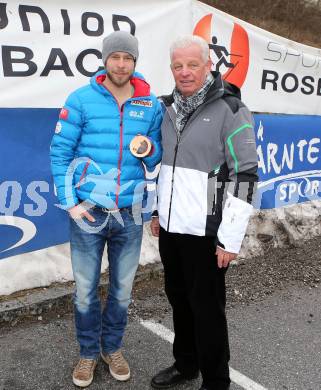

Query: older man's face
left=171, top=44, right=211, bottom=97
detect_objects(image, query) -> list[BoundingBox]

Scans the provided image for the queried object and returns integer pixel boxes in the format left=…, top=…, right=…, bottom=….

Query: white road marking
left=141, top=320, right=268, bottom=390
left=229, top=367, right=268, bottom=390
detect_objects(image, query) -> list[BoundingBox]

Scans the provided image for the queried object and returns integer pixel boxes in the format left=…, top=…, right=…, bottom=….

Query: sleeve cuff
left=217, top=192, right=253, bottom=253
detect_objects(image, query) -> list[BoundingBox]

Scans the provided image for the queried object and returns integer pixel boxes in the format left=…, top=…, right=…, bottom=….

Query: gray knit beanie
left=102, top=31, right=139, bottom=65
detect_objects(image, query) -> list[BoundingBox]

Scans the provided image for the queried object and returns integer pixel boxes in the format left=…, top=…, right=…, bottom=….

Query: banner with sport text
left=191, top=2, right=321, bottom=210
left=192, top=2, right=321, bottom=115
left=0, top=0, right=321, bottom=262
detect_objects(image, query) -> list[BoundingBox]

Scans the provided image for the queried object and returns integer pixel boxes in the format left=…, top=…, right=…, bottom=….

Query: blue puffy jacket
left=50, top=70, right=162, bottom=210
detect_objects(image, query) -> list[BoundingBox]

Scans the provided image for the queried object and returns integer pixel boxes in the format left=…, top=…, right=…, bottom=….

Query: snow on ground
left=241, top=200, right=321, bottom=259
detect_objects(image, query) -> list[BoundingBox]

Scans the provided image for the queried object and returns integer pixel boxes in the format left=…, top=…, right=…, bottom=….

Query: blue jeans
left=69, top=206, right=143, bottom=359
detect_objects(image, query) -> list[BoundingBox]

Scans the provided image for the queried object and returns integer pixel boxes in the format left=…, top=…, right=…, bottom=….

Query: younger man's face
left=105, top=51, right=135, bottom=87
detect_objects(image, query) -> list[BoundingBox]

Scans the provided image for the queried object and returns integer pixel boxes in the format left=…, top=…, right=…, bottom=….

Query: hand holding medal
left=130, top=135, right=152, bottom=158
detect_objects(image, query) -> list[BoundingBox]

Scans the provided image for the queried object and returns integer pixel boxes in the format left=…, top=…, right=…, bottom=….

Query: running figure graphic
left=209, top=36, right=235, bottom=72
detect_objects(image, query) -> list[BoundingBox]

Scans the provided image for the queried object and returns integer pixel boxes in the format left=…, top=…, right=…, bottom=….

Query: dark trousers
left=159, top=227, right=231, bottom=390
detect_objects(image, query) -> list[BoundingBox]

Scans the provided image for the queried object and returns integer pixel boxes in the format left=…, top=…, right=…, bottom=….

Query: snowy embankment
left=1, top=201, right=321, bottom=296
left=0, top=225, right=159, bottom=296
left=240, top=200, right=321, bottom=258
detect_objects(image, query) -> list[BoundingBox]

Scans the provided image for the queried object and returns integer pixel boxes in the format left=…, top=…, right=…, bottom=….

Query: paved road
left=0, top=283, right=320, bottom=390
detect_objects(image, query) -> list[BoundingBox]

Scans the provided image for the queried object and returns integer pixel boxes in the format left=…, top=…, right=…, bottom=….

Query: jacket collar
left=92, top=70, right=151, bottom=98
left=161, top=71, right=240, bottom=106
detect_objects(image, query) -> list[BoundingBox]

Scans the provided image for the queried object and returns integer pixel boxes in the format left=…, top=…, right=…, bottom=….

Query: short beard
left=107, top=72, right=132, bottom=87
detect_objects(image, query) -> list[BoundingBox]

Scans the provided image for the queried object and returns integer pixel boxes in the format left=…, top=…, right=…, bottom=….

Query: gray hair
left=170, top=35, right=210, bottom=63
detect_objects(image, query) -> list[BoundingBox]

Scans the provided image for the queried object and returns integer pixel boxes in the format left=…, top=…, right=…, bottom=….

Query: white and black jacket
left=157, top=72, right=258, bottom=253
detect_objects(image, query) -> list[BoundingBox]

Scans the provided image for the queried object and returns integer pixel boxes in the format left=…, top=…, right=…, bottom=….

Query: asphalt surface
left=0, top=278, right=320, bottom=390
left=1, top=235, right=321, bottom=390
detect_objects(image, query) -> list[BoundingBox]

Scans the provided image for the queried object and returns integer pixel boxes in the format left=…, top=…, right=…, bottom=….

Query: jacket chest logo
left=131, top=99, right=153, bottom=107
left=129, top=110, right=145, bottom=119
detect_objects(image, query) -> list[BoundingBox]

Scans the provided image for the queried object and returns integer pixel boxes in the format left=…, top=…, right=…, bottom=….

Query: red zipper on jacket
left=116, top=105, right=124, bottom=206
left=75, top=159, right=90, bottom=188
left=97, top=74, right=150, bottom=208
left=99, top=82, right=124, bottom=208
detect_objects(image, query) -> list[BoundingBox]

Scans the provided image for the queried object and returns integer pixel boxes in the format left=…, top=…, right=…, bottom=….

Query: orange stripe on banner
left=223, top=23, right=249, bottom=88
left=193, top=14, right=212, bottom=43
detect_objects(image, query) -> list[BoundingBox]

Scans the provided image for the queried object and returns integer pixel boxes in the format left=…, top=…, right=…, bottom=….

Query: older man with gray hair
left=151, top=35, right=258, bottom=390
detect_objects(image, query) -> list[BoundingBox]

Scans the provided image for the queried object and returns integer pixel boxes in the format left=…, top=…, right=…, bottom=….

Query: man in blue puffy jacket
left=50, top=31, right=162, bottom=388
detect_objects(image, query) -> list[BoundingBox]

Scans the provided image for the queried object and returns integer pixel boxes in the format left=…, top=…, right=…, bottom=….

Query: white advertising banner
left=1, top=0, right=321, bottom=114
left=192, top=1, right=321, bottom=115
left=0, top=0, right=192, bottom=108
